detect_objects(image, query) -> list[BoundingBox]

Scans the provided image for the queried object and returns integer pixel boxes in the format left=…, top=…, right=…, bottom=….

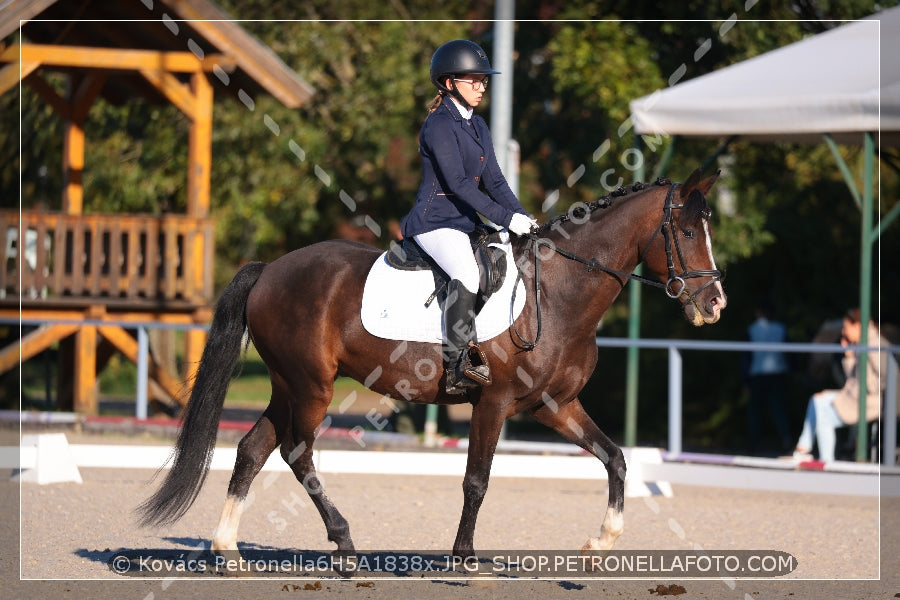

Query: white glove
left=508, top=213, right=537, bottom=236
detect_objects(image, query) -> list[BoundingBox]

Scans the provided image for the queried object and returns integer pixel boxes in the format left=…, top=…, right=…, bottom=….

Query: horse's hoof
left=211, top=541, right=239, bottom=553
left=448, top=549, right=478, bottom=574
left=581, top=537, right=603, bottom=553
left=331, top=548, right=356, bottom=578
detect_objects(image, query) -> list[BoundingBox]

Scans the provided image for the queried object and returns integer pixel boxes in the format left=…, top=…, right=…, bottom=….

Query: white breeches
left=414, top=228, right=480, bottom=294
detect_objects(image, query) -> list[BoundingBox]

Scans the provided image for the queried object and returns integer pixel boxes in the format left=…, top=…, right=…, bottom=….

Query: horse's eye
left=682, top=229, right=695, bottom=239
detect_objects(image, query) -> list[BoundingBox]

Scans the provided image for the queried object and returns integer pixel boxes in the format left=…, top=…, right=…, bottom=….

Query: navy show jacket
left=400, top=99, right=529, bottom=238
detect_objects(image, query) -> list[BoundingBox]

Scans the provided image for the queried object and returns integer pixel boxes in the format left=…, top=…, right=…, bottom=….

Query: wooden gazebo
left=0, top=0, right=313, bottom=413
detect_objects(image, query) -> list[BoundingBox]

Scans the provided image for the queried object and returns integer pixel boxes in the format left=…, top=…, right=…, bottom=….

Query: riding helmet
left=430, top=40, right=500, bottom=95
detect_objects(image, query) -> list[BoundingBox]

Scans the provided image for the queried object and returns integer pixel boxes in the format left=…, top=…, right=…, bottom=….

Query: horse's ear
left=679, top=168, right=703, bottom=199
left=680, top=168, right=721, bottom=198
left=697, top=169, right=721, bottom=197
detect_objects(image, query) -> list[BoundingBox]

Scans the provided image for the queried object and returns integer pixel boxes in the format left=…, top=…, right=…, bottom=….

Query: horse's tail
left=137, top=261, right=267, bottom=527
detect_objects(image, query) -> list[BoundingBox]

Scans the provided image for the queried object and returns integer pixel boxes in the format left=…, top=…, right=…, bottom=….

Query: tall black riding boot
left=443, top=279, right=491, bottom=395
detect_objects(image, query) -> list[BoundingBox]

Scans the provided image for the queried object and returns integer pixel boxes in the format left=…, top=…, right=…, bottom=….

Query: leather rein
left=511, top=183, right=724, bottom=350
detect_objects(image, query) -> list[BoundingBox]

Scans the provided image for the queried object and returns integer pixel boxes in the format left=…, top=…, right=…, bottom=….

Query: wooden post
left=188, top=71, right=213, bottom=301
left=72, top=305, right=105, bottom=414
left=188, top=70, right=212, bottom=219
left=185, top=71, right=213, bottom=386
left=62, top=73, right=106, bottom=215
left=72, top=324, right=97, bottom=414
left=62, top=116, right=84, bottom=215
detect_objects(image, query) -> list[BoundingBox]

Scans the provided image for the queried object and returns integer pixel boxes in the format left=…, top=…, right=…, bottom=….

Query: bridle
left=512, top=183, right=724, bottom=350
left=646, top=183, right=725, bottom=300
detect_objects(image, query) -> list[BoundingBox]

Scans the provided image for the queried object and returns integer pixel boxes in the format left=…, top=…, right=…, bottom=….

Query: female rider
left=400, top=40, right=537, bottom=394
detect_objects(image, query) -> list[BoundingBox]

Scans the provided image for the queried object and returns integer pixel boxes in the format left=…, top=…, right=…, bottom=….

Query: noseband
left=513, top=183, right=724, bottom=349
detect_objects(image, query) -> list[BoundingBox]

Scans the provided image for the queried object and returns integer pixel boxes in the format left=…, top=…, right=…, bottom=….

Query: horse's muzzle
left=684, top=284, right=726, bottom=326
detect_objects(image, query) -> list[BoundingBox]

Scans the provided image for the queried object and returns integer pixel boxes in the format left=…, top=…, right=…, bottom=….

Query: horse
left=138, top=169, right=727, bottom=561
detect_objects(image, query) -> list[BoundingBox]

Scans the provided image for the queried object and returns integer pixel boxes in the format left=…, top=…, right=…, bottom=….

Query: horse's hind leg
left=280, top=434, right=354, bottom=555
left=280, top=384, right=355, bottom=555
left=212, top=406, right=281, bottom=552
left=530, top=397, right=626, bottom=552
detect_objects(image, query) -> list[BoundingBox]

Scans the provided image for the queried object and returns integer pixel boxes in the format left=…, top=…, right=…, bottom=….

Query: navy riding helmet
left=430, top=40, right=500, bottom=106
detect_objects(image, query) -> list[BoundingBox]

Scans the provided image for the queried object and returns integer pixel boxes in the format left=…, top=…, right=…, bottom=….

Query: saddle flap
left=476, top=243, right=507, bottom=296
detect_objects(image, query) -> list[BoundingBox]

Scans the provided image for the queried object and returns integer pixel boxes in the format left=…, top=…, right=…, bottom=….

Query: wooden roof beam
left=158, top=0, right=314, bottom=107
left=139, top=68, right=196, bottom=118
left=24, top=73, right=71, bottom=119
left=0, top=43, right=236, bottom=73
left=0, top=60, right=39, bottom=96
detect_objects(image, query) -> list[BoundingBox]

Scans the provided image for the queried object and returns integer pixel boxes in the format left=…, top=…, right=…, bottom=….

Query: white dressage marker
left=15, top=433, right=83, bottom=484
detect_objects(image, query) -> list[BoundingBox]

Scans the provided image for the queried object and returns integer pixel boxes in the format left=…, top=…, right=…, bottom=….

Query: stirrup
left=462, top=342, right=492, bottom=385
left=445, top=343, right=491, bottom=395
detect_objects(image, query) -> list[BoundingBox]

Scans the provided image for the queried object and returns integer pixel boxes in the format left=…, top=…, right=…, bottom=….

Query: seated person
left=793, top=308, right=888, bottom=463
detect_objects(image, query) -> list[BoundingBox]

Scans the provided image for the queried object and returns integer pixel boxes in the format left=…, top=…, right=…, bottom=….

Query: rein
left=511, top=183, right=723, bottom=350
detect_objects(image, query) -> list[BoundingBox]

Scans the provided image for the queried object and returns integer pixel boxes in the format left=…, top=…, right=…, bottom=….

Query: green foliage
left=550, top=22, right=663, bottom=126
left=1, top=72, right=64, bottom=209
left=85, top=102, right=189, bottom=214
left=543, top=21, right=664, bottom=204
left=209, top=3, right=475, bottom=261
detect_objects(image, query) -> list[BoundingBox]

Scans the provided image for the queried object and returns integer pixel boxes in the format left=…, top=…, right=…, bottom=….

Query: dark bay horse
left=139, top=170, right=726, bottom=559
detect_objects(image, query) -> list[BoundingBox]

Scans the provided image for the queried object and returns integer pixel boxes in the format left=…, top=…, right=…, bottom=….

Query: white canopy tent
left=625, top=9, right=899, bottom=462
left=630, top=6, right=900, bottom=146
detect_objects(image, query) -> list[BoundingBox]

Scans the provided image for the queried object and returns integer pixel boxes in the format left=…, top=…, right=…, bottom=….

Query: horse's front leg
left=452, top=396, right=506, bottom=558
left=530, top=396, right=626, bottom=553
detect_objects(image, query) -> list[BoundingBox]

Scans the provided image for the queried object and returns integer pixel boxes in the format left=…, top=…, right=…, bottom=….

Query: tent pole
left=820, top=132, right=879, bottom=462
left=878, top=198, right=900, bottom=235
left=624, top=271, right=642, bottom=448
left=855, top=132, right=874, bottom=462
left=823, top=134, right=863, bottom=208
left=624, top=136, right=646, bottom=448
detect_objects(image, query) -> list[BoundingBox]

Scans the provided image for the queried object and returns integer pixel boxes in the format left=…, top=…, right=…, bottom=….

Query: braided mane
left=535, top=177, right=673, bottom=235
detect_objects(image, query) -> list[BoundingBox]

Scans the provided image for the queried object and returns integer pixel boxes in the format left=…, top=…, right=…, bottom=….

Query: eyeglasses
left=454, top=77, right=488, bottom=91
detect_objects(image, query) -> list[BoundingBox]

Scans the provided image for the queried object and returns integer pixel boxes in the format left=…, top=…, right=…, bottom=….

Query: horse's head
left=643, top=169, right=727, bottom=326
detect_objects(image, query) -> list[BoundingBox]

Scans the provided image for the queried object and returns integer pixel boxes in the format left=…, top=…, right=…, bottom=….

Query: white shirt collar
left=449, top=97, right=474, bottom=120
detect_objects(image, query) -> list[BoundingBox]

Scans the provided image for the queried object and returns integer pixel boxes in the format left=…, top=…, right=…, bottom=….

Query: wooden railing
left=0, top=211, right=214, bottom=306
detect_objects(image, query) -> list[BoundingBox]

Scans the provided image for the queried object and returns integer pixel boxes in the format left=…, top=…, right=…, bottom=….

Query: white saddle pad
left=361, top=242, right=526, bottom=343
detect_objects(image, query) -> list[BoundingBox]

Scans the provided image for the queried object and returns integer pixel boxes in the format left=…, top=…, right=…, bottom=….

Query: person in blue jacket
left=400, top=39, right=537, bottom=395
